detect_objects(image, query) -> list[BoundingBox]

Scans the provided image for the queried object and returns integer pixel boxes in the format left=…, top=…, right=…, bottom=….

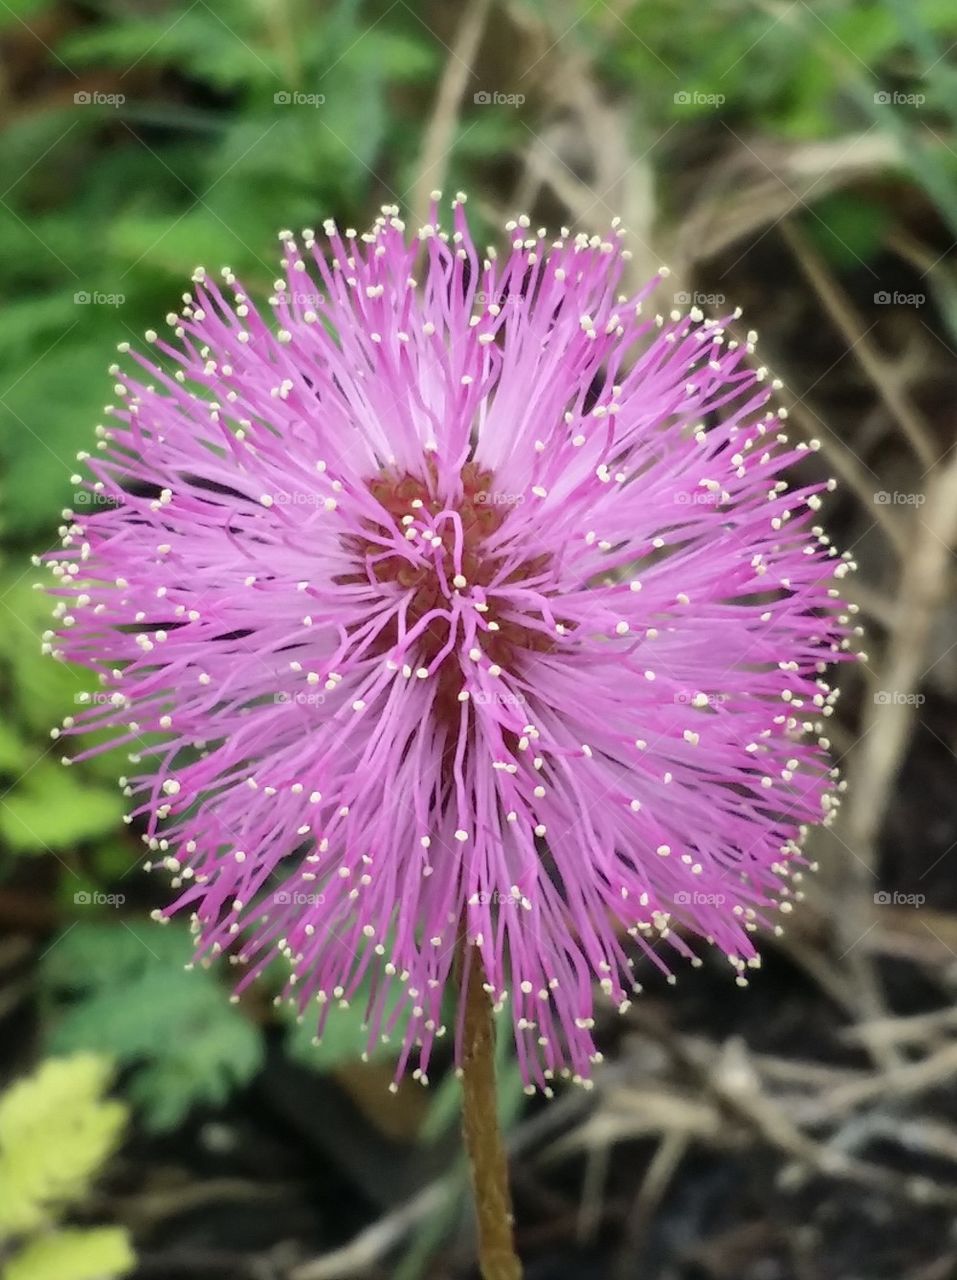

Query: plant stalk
left=459, top=942, right=523, bottom=1280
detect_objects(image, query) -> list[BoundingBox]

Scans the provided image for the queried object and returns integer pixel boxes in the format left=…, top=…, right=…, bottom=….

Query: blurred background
left=1, top=2, right=957, bottom=1278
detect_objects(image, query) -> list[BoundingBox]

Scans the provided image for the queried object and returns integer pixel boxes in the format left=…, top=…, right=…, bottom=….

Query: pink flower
left=46, top=198, right=854, bottom=1090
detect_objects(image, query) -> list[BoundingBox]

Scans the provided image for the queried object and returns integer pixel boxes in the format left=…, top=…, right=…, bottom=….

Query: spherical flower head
left=46, top=196, right=855, bottom=1090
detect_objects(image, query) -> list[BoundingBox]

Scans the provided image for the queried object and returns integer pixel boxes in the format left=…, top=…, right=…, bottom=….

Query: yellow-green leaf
left=0, top=1056, right=127, bottom=1238
left=4, top=1227, right=134, bottom=1280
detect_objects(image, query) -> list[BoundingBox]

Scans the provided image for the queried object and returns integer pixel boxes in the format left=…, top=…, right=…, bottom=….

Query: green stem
left=459, top=942, right=523, bottom=1280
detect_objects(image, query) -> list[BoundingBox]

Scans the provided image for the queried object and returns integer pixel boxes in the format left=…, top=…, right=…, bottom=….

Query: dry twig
left=407, top=0, right=493, bottom=232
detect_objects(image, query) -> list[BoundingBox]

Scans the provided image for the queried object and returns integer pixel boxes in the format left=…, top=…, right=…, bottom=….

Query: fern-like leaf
left=0, top=1056, right=126, bottom=1239
left=3, top=1227, right=134, bottom=1280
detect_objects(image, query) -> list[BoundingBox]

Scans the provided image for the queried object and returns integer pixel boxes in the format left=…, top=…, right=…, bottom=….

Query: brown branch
left=781, top=220, right=938, bottom=469
left=407, top=0, right=493, bottom=232
left=841, top=446, right=957, bottom=872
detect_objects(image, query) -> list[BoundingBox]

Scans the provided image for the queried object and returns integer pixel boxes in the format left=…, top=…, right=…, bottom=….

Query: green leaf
left=0, top=295, right=85, bottom=363
left=0, top=568, right=137, bottom=859
left=4, top=1228, right=134, bottom=1280
left=0, top=574, right=142, bottom=835
left=284, top=993, right=386, bottom=1071
left=803, top=193, right=892, bottom=269
left=60, top=9, right=283, bottom=92
left=0, top=1055, right=126, bottom=1239
left=125, top=1005, right=263, bottom=1129
left=51, top=965, right=225, bottom=1059
left=0, top=0, right=56, bottom=22
left=0, top=721, right=28, bottom=772
left=42, top=923, right=264, bottom=1130
left=107, top=206, right=273, bottom=282
left=0, top=760, right=123, bottom=854
left=0, top=340, right=117, bottom=537
left=283, top=966, right=433, bottom=1073
left=42, top=920, right=186, bottom=992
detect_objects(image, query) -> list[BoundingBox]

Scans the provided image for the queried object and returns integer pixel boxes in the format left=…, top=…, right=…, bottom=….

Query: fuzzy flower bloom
left=46, top=198, right=854, bottom=1091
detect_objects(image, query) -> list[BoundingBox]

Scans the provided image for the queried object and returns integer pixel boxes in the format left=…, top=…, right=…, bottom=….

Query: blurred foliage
left=1, top=0, right=955, bottom=535
left=0, top=1055, right=134, bottom=1280
left=38, top=918, right=434, bottom=1131
left=41, top=922, right=263, bottom=1131
left=0, top=0, right=440, bottom=536
left=0, top=1053, right=125, bottom=1236
left=0, top=572, right=127, bottom=857
left=283, top=975, right=420, bottom=1072
left=4, top=1228, right=134, bottom=1280
left=592, top=0, right=957, bottom=132
left=2, top=0, right=953, bottom=868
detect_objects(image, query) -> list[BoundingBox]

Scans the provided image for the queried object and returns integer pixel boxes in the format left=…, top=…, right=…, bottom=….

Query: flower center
left=339, top=461, right=555, bottom=726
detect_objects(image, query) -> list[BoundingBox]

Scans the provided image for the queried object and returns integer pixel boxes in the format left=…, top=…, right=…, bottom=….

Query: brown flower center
left=337, top=460, right=556, bottom=725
